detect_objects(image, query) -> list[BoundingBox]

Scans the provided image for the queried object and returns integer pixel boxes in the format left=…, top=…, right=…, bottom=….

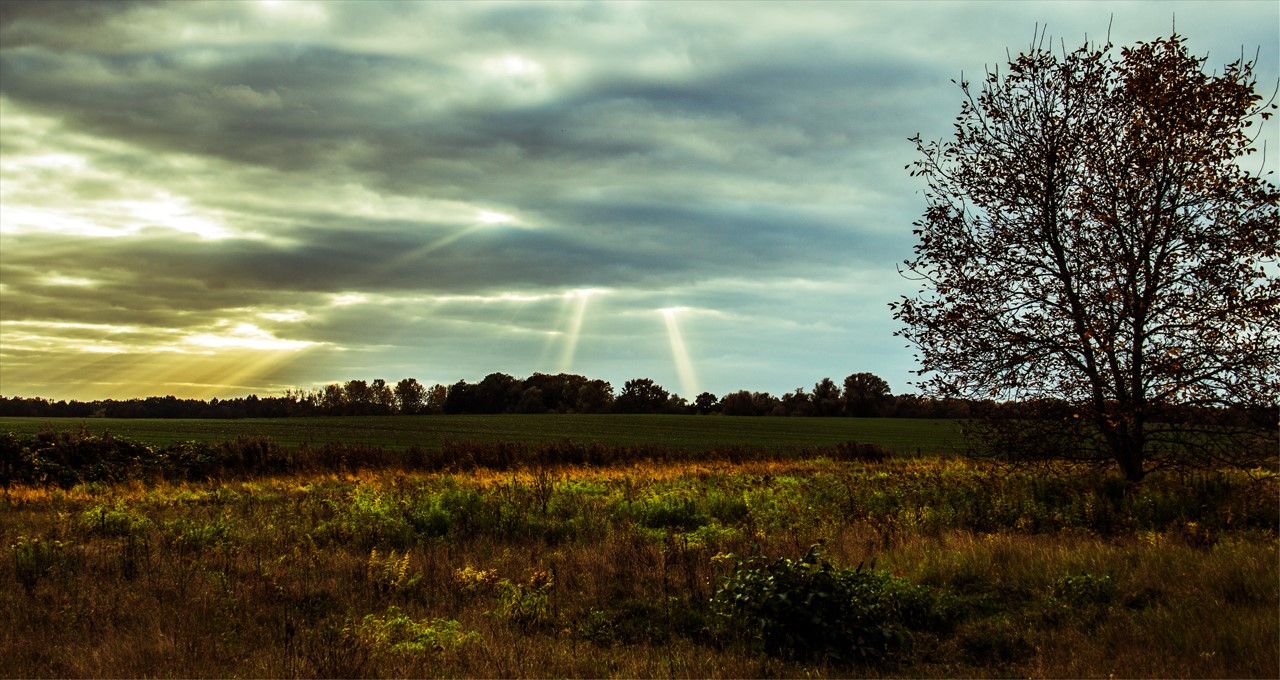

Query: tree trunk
left=1112, top=437, right=1146, bottom=483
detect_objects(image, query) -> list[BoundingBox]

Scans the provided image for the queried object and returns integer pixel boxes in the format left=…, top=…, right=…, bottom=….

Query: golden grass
left=2, top=456, right=1275, bottom=678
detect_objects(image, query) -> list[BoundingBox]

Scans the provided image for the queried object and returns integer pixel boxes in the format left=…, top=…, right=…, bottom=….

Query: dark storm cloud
left=0, top=42, right=883, bottom=201
left=0, top=47, right=426, bottom=172
left=2, top=0, right=1275, bottom=400
left=2, top=196, right=874, bottom=315
left=0, top=0, right=152, bottom=49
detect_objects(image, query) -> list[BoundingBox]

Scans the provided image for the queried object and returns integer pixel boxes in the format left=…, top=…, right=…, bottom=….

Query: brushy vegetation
left=709, top=545, right=947, bottom=664
left=1, top=430, right=1276, bottom=677
left=0, top=426, right=902, bottom=489
left=0, top=414, right=963, bottom=454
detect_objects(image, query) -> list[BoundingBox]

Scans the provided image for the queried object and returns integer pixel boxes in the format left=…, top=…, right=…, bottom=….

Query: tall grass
left=1, top=449, right=1275, bottom=677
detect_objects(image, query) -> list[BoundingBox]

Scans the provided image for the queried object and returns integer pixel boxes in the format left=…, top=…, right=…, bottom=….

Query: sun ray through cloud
left=660, top=306, right=699, bottom=399
left=557, top=288, right=605, bottom=373
left=0, top=2, right=1271, bottom=400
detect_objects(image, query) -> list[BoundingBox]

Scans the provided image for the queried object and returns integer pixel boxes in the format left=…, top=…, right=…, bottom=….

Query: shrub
left=7, top=428, right=154, bottom=487
left=704, top=489, right=751, bottom=524
left=166, top=514, right=235, bottom=553
left=452, top=565, right=500, bottom=595
left=833, top=440, right=891, bottom=462
left=357, top=606, right=479, bottom=656
left=216, top=434, right=290, bottom=473
left=405, top=497, right=453, bottom=538
left=11, top=535, right=69, bottom=595
left=637, top=495, right=707, bottom=531
left=164, top=440, right=220, bottom=480
left=495, top=569, right=555, bottom=631
left=76, top=501, right=153, bottom=538
left=318, top=486, right=417, bottom=549
left=710, top=546, right=944, bottom=665
left=1053, top=571, right=1116, bottom=608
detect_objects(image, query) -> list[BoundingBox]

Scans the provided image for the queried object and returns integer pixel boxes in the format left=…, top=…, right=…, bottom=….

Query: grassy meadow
left=1, top=421, right=1277, bottom=678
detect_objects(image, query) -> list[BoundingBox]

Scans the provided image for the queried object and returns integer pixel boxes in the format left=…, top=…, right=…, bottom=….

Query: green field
left=0, top=415, right=963, bottom=454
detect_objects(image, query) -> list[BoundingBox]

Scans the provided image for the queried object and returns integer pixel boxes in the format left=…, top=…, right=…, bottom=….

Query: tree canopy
left=895, top=31, right=1279, bottom=481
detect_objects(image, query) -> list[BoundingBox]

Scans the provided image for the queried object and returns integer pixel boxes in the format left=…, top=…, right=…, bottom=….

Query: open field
left=0, top=415, right=963, bottom=454
left=2, top=444, right=1276, bottom=678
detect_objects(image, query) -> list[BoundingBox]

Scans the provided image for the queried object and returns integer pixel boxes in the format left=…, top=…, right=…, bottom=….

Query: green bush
left=11, top=535, right=70, bottom=595
left=637, top=495, right=707, bottom=531
left=6, top=428, right=155, bottom=487
left=77, top=501, right=153, bottom=538
left=405, top=497, right=453, bottom=538
left=166, top=514, right=235, bottom=553
left=495, top=570, right=556, bottom=631
left=710, top=546, right=945, bottom=665
left=318, top=486, right=417, bottom=549
left=704, top=489, right=751, bottom=524
left=358, top=606, right=479, bottom=656
left=163, top=440, right=221, bottom=480
left=1053, top=571, right=1115, bottom=608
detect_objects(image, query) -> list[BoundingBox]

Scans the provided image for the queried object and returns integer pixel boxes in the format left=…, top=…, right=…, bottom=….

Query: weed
left=453, top=565, right=500, bottom=595
left=496, top=569, right=556, bottom=631
left=167, top=514, right=235, bottom=554
left=0, top=452, right=1274, bottom=678
left=367, top=549, right=422, bottom=595
left=11, top=535, right=68, bottom=595
left=76, top=501, right=152, bottom=538
left=299, top=621, right=372, bottom=678
left=358, top=606, right=479, bottom=657
left=955, top=616, right=1034, bottom=667
left=1053, top=571, right=1116, bottom=608
left=319, top=485, right=416, bottom=549
left=637, top=495, right=707, bottom=531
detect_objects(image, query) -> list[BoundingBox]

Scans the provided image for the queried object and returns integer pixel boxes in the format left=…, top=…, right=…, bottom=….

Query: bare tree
left=894, top=31, right=1279, bottom=481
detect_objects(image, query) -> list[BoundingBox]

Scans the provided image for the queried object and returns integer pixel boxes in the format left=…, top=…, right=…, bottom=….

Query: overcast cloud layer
left=1, top=1, right=1276, bottom=401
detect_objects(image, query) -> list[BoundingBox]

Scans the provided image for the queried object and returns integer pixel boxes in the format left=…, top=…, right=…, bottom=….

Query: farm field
left=1, top=430, right=1277, bottom=678
left=0, top=415, right=962, bottom=454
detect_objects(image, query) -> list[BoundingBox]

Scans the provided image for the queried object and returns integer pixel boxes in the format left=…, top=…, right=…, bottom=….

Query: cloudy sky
left=1, top=1, right=1276, bottom=402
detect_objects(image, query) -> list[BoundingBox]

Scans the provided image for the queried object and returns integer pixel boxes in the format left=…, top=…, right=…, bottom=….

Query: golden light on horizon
left=2, top=345, right=316, bottom=400
left=0, top=318, right=322, bottom=400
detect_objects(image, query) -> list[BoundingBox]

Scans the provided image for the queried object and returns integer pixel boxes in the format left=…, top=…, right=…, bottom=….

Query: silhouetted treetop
left=896, top=30, right=1279, bottom=481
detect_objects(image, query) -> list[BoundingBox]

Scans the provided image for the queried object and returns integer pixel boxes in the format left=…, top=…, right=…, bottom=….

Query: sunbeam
left=660, top=307, right=699, bottom=398
left=0, top=320, right=322, bottom=399
left=556, top=289, right=604, bottom=372
left=381, top=208, right=521, bottom=275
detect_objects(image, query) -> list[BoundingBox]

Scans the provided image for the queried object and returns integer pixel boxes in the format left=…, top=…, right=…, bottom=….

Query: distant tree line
left=0, top=372, right=892, bottom=418
left=0, top=371, right=1265, bottom=425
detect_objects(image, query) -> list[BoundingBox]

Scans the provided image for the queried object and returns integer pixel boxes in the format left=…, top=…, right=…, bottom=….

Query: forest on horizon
left=2, top=370, right=1268, bottom=428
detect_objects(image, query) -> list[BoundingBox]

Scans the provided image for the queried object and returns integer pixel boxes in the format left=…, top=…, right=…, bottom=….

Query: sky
left=1, top=1, right=1277, bottom=402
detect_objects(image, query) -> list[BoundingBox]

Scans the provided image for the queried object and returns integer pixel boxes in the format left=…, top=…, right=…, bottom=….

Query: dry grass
left=2, top=456, right=1275, bottom=678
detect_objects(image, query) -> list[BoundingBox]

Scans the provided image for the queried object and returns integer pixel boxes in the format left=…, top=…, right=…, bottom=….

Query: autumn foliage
left=897, top=32, right=1279, bottom=481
